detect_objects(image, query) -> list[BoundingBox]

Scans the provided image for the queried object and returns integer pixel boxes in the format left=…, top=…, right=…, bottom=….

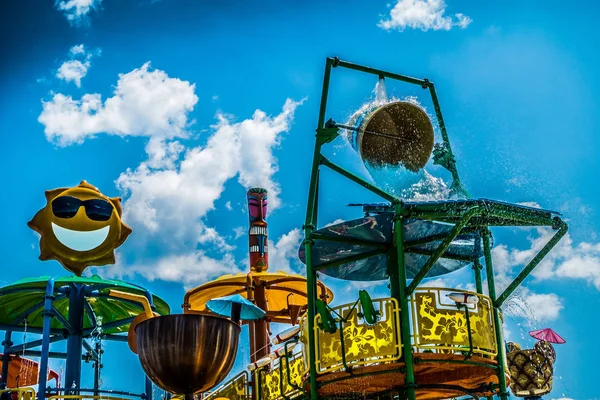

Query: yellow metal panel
left=204, top=371, right=249, bottom=399
left=257, top=352, right=305, bottom=400
left=313, top=298, right=401, bottom=374
left=410, top=288, right=497, bottom=357
left=0, top=387, right=36, bottom=400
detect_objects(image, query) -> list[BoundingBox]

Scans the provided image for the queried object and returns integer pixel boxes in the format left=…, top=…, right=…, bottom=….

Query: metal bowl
left=135, top=314, right=241, bottom=395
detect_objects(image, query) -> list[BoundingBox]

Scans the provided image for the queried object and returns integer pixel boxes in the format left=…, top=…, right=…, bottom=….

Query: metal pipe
left=473, top=235, right=484, bottom=294
left=65, top=284, right=85, bottom=392
left=82, top=317, right=135, bottom=336
left=93, top=341, right=101, bottom=395
left=38, top=278, right=55, bottom=400
left=330, top=57, right=429, bottom=87
left=303, top=57, right=334, bottom=400
left=407, top=207, right=482, bottom=294
left=495, top=219, right=567, bottom=306
left=1, top=332, right=12, bottom=389
left=0, top=324, right=63, bottom=336
left=100, top=334, right=127, bottom=343
left=82, top=340, right=98, bottom=361
left=482, top=231, right=509, bottom=400
left=317, top=57, right=333, bottom=130
left=51, top=306, right=75, bottom=333
left=320, top=156, right=398, bottom=203
left=5, top=335, right=66, bottom=353
left=145, top=376, right=153, bottom=400
left=393, top=206, right=417, bottom=400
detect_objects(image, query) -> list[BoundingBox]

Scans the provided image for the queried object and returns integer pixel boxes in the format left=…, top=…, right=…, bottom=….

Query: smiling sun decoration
left=28, top=181, right=132, bottom=276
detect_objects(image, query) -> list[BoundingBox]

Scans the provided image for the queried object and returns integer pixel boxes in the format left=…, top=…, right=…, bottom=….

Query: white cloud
left=233, top=226, right=246, bottom=240
left=419, top=277, right=449, bottom=288
left=70, top=44, right=85, bottom=56
left=56, top=44, right=95, bottom=88
left=40, top=63, right=198, bottom=146
left=115, top=97, right=301, bottom=244
left=56, top=0, right=101, bottom=23
left=490, top=225, right=600, bottom=322
left=517, top=201, right=541, bottom=209
left=56, top=60, right=90, bottom=87
left=495, top=227, right=600, bottom=290
left=225, top=201, right=232, bottom=211
left=324, top=219, right=345, bottom=227
left=267, top=228, right=303, bottom=274
left=110, top=251, right=242, bottom=291
left=378, top=0, right=472, bottom=32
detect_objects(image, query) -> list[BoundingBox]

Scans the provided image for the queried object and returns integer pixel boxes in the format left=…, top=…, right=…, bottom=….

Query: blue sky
left=1, top=0, right=599, bottom=398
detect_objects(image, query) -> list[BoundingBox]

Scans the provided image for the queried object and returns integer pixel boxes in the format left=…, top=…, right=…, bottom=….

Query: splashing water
left=373, top=78, right=388, bottom=105
left=341, top=79, right=458, bottom=202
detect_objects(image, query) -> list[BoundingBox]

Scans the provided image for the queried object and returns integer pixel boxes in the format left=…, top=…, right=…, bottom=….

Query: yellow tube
left=108, top=290, right=154, bottom=319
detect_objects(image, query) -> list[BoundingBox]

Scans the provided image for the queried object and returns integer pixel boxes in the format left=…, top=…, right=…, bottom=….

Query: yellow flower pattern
left=412, top=289, right=497, bottom=357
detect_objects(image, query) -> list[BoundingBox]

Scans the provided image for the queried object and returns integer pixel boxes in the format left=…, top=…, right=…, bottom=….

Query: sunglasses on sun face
left=52, top=196, right=114, bottom=221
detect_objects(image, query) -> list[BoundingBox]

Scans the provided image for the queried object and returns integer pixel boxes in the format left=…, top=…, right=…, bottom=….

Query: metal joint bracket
left=315, top=125, right=340, bottom=145
left=43, top=294, right=56, bottom=301
left=302, top=224, right=315, bottom=230
left=41, top=310, right=55, bottom=317
left=552, top=216, right=567, bottom=230
left=331, top=57, right=340, bottom=67
left=421, top=78, right=430, bottom=89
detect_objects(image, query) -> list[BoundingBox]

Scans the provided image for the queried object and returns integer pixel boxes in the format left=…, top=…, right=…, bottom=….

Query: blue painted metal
left=142, top=289, right=153, bottom=400
left=145, top=377, right=153, bottom=400
left=1, top=331, right=12, bottom=389
left=64, top=283, right=85, bottom=393
left=5, top=335, right=65, bottom=353
left=38, top=278, right=55, bottom=400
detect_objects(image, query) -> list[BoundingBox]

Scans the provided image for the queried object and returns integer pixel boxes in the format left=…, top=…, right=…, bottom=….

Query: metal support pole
left=38, top=278, right=55, bottom=400
left=65, top=284, right=85, bottom=393
left=482, top=230, right=509, bottom=400
left=473, top=236, right=484, bottom=295
left=145, top=376, right=153, bottom=400
left=303, top=56, right=334, bottom=400
left=495, top=219, right=568, bottom=306
left=394, top=205, right=416, bottom=400
left=142, top=290, right=153, bottom=400
left=1, top=331, right=12, bottom=390
left=407, top=207, right=481, bottom=294
left=93, top=341, right=101, bottom=395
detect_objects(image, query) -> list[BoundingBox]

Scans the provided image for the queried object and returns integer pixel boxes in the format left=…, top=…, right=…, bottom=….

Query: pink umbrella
left=529, top=328, right=566, bottom=344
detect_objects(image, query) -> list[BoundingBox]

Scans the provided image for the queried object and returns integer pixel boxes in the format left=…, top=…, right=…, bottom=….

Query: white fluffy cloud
left=56, top=45, right=94, bottom=87
left=40, top=63, right=198, bottom=146
left=56, top=0, right=101, bottom=23
left=379, top=0, right=472, bottom=32
left=115, top=97, right=301, bottom=244
left=112, top=251, right=242, bottom=291
left=490, top=226, right=600, bottom=322
left=267, top=229, right=303, bottom=274
left=43, top=61, right=303, bottom=288
left=105, top=227, right=304, bottom=290
left=494, top=227, right=600, bottom=290
left=56, top=60, right=90, bottom=87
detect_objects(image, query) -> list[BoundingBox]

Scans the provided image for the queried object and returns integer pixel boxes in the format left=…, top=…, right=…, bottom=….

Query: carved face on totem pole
left=247, top=188, right=268, bottom=272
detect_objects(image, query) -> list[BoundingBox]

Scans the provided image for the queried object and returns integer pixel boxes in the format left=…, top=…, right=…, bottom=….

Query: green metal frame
left=301, top=57, right=568, bottom=400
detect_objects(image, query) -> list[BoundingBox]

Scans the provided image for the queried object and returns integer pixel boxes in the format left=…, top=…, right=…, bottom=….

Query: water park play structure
left=0, top=57, right=568, bottom=400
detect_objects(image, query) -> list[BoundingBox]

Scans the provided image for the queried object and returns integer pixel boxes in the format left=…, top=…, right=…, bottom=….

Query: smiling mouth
left=52, top=223, right=110, bottom=251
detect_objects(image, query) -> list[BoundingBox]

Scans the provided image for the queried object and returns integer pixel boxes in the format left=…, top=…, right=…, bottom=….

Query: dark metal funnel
left=135, top=314, right=241, bottom=395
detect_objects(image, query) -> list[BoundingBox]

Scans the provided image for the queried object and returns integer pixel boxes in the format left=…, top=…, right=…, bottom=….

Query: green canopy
left=0, top=275, right=170, bottom=334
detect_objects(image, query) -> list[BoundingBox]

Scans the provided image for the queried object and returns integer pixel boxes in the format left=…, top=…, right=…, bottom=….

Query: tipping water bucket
left=346, top=101, right=435, bottom=172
